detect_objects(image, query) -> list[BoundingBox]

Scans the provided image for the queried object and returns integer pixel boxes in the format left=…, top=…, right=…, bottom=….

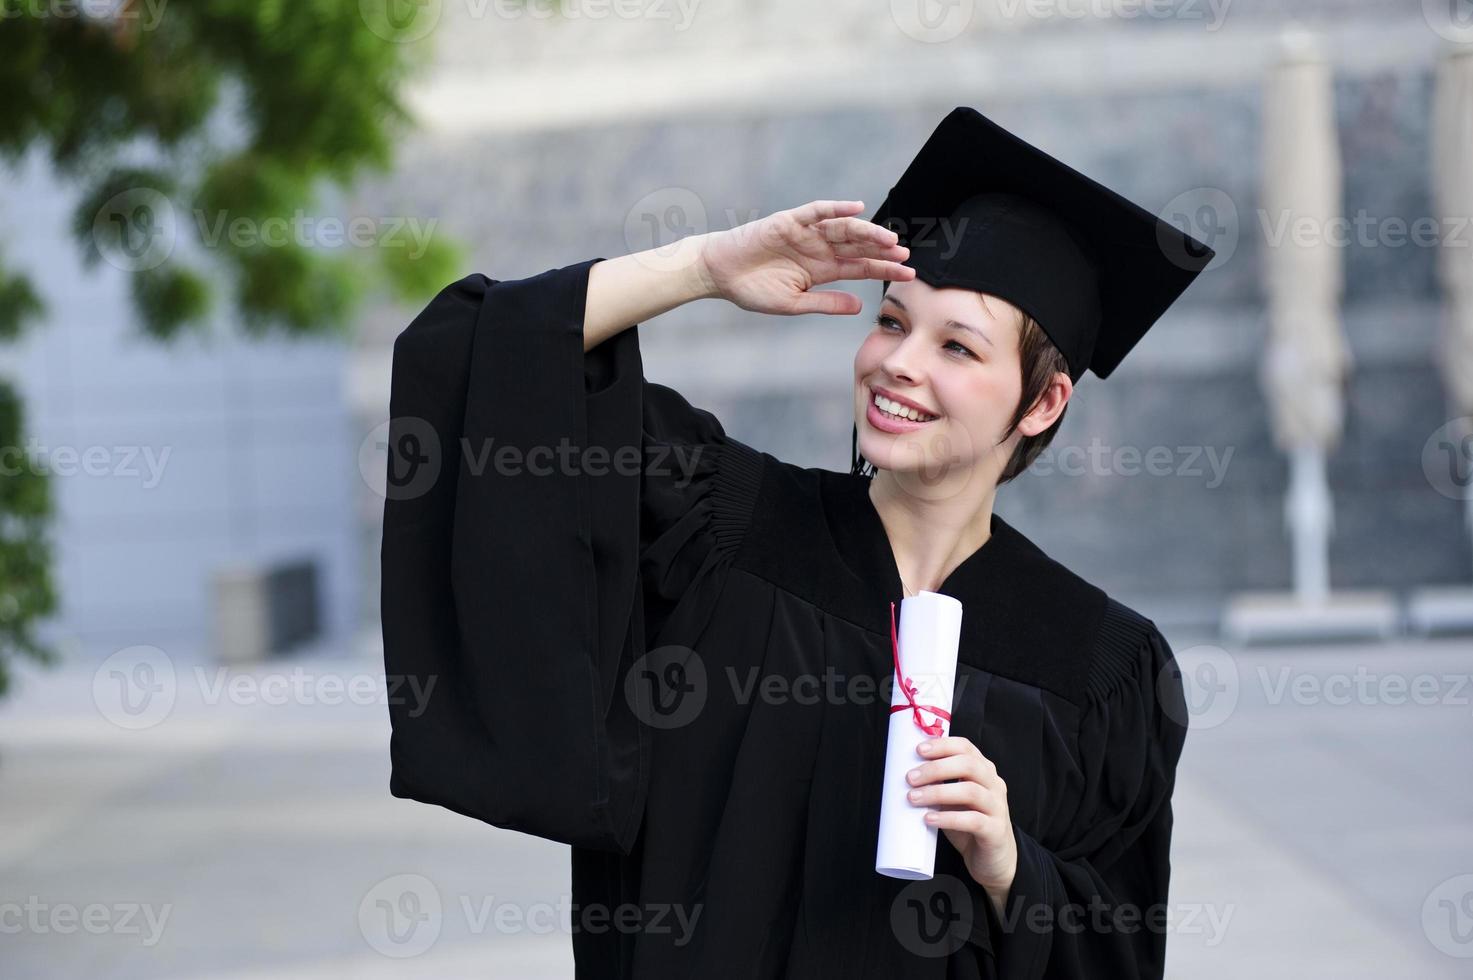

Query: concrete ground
left=0, top=630, right=1469, bottom=978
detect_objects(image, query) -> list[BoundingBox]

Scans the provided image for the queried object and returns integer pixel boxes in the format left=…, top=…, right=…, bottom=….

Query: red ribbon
left=887, top=600, right=951, bottom=737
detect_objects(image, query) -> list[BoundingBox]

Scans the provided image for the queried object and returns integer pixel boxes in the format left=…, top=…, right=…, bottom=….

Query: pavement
left=0, top=630, right=1469, bottom=978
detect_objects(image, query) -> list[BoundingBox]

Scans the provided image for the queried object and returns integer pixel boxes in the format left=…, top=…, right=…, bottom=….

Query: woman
left=381, top=107, right=1214, bottom=979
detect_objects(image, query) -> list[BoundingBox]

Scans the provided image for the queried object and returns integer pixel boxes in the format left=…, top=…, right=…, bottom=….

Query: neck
left=868, top=466, right=999, bottom=596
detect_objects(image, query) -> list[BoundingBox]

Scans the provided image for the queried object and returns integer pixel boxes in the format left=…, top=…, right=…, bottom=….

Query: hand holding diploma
left=874, top=594, right=1019, bottom=916
left=908, top=735, right=1019, bottom=918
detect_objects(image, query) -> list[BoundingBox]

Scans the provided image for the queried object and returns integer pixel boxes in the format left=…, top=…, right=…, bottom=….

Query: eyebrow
left=881, top=294, right=994, bottom=348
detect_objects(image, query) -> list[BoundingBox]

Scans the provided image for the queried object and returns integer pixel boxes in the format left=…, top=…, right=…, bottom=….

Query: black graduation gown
left=380, top=258, right=1191, bottom=980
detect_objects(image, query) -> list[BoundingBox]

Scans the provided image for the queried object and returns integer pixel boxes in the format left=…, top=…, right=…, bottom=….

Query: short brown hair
left=850, top=305, right=1070, bottom=483
left=998, top=312, right=1070, bottom=484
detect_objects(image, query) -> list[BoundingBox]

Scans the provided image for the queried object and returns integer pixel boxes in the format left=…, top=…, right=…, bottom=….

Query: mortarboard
left=869, top=107, right=1216, bottom=382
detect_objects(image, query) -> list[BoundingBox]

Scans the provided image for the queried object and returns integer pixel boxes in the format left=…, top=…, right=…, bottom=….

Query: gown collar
left=818, top=468, right=1024, bottom=613
left=808, top=467, right=1110, bottom=699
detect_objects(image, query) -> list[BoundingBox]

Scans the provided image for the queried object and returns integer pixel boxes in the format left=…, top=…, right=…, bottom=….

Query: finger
left=907, top=781, right=993, bottom=812
left=907, top=755, right=978, bottom=787
left=832, top=257, right=916, bottom=283
left=815, top=215, right=899, bottom=246
left=919, top=738, right=1000, bottom=784
left=917, top=736, right=982, bottom=760
left=831, top=240, right=910, bottom=261
left=788, top=287, right=864, bottom=316
left=909, top=753, right=999, bottom=790
left=923, top=809, right=989, bottom=835
left=792, top=200, right=867, bottom=227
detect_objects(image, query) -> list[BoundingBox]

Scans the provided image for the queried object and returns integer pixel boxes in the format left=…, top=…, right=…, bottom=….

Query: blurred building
left=352, top=0, right=1464, bottom=640
left=0, top=154, right=359, bottom=663
left=1, top=0, right=1462, bottom=662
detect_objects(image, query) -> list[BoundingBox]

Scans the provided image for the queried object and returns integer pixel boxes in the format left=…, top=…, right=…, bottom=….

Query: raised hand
left=696, top=200, right=916, bottom=317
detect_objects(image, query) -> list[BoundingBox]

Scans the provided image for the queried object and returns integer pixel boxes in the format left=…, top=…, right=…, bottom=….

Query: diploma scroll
left=875, top=591, right=964, bottom=880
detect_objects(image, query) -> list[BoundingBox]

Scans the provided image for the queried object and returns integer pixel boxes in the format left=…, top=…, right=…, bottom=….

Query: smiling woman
left=380, top=106, right=1215, bottom=980
left=852, top=282, right=1073, bottom=486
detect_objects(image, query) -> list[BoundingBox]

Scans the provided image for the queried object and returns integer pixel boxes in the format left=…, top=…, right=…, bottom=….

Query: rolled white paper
left=875, top=590, right=964, bottom=880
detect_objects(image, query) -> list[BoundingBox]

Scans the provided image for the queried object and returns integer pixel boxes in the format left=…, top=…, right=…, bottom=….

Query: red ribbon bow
left=887, top=600, right=951, bottom=737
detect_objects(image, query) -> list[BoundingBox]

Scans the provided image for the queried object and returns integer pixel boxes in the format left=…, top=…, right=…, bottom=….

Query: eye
left=875, top=313, right=977, bottom=359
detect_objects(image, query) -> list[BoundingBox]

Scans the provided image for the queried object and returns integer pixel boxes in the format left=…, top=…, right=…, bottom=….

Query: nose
left=879, top=333, right=924, bottom=388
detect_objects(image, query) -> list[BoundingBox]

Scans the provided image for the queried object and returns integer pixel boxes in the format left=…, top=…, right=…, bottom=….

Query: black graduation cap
left=869, top=107, right=1215, bottom=382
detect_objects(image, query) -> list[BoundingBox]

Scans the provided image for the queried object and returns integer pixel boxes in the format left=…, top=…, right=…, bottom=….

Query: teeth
left=873, top=392, right=937, bottom=422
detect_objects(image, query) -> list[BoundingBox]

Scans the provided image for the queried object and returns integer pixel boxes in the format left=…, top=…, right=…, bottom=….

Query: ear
left=1016, top=370, right=1072, bottom=436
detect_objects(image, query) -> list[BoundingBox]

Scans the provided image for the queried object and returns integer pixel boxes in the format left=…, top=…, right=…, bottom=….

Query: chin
left=860, top=416, right=986, bottom=480
left=854, top=431, right=910, bottom=473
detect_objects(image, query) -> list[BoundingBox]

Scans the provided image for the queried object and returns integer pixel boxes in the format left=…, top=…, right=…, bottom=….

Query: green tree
left=0, top=1, right=459, bottom=696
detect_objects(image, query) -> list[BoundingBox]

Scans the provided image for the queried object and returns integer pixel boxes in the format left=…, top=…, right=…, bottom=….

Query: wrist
left=585, top=242, right=711, bottom=351
left=983, top=875, right=1013, bottom=919
left=972, top=849, right=1017, bottom=917
left=683, top=231, right=719, bottom=302
left=624, top=233, right=717, bottom=307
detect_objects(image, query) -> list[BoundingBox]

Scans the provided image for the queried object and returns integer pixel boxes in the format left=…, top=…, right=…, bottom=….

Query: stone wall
left=352, top=7, right=1468, bottom=634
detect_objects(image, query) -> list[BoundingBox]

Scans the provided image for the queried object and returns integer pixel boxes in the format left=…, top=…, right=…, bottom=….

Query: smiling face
left=852, top=276, right=1062, bottom=491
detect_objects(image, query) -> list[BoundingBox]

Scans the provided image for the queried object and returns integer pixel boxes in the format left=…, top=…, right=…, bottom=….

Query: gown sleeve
left=982, top=601, right=1190, bottom=980
left=379, top=258, right=763, bottom=857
